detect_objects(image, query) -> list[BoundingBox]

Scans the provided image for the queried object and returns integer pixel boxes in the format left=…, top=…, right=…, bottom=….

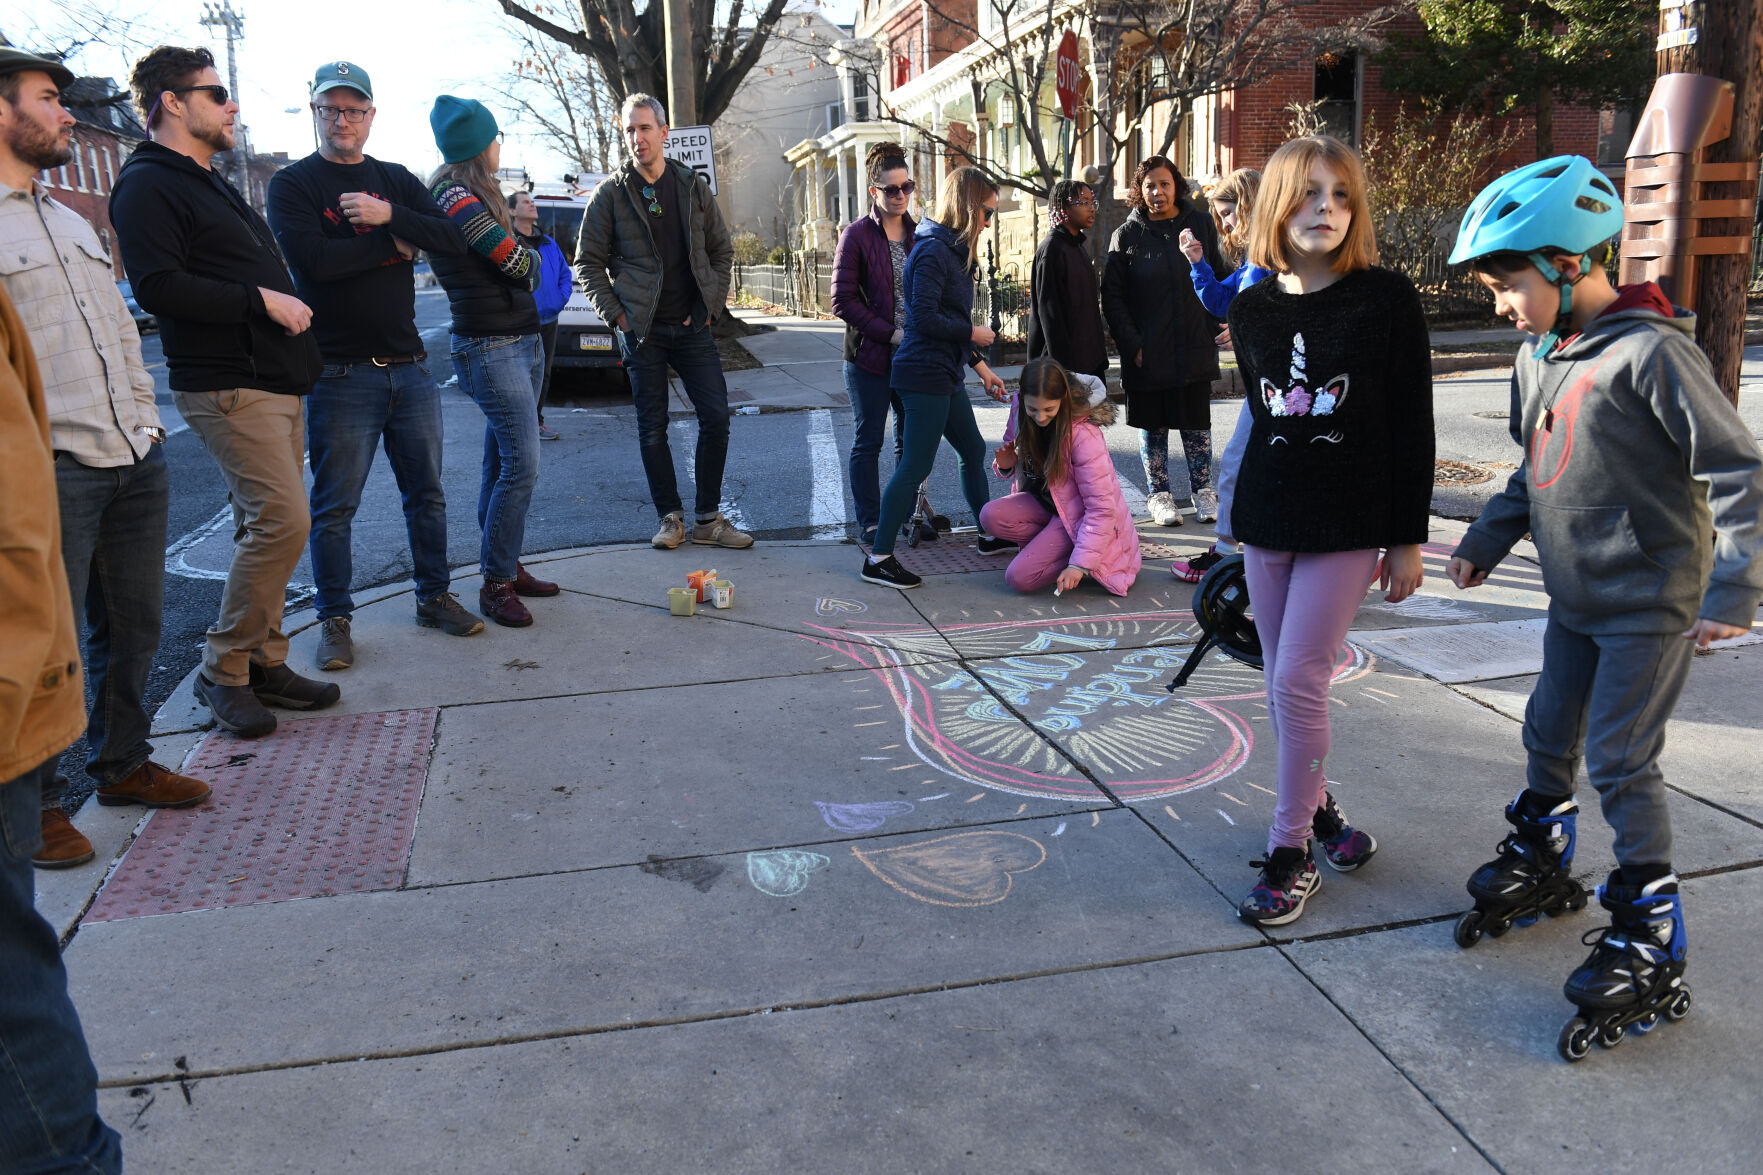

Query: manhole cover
left=1435, top=459, right=1493, bottom=485
left=1473, top=410, right=1509, bottom=419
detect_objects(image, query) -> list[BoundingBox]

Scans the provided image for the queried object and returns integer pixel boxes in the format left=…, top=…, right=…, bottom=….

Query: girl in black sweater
left=1220, top=136, right=1435, bottom=926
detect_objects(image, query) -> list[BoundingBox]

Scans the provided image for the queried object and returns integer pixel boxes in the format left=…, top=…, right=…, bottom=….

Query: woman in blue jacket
left=511, top=190, right=574, bottom=441
left=862, top=166, right=1010, bottom=589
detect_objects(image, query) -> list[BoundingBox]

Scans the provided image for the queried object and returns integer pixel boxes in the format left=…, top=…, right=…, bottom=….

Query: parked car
left=116, top=279, right=154, bottom=333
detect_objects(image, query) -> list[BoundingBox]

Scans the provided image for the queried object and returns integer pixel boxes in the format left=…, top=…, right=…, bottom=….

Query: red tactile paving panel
left=85, top=709, right=437, bottom=922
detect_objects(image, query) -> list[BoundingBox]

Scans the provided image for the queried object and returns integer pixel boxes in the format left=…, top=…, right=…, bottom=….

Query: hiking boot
left=1146, top=491, right=1183, bottom=527
left=33, top=808, right=94, bottom=869
left=692, top=513, right=754, bottom=549
left=195, top=673, right=277, bottom=738
left=652, top=511, right=687, bottom=550
left=96, top=761, right=211, bottom=808
left=249, top=661, right=342, bottom=711
left=416, top=591, right=485, bottom=636
left=1194, top=487, right=1219, bottom=523
left=514, top=563, right=560, bottom=597
left=1238, top=844, right=1322, bottom=926
left=861, top=554, right=922, bottom=590
left=976, top=534, right=1018, bottom=555
left=1313, top=791, right=1377, bottom=872
left=1173, top=549, right=1225, bottom=584
left=480, top=578, right=533, bottom=627
left=315, top=616, right=353, bottom=671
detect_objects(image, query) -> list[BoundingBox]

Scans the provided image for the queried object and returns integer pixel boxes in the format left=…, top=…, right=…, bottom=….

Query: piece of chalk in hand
left=1053, top=586, right=1063, bottom=597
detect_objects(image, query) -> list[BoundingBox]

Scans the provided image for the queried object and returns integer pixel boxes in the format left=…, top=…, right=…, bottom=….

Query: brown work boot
left=33, top=808, right=94, bottom=869
left=480, top=578, right=533, bottom=627
left=96, top=761, right=213, bottom=808
left=513, top=562, right=560, bottom=597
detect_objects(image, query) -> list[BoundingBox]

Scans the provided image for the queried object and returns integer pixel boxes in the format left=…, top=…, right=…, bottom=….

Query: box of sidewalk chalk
left=668, top=586, right=697, bottom=617
left=687, top=568, right=718, bottom=602
left=711, top=579, right=733, bottom=609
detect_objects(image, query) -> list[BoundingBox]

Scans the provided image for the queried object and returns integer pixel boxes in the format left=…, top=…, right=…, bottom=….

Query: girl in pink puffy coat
left=982, top=358, right=1143, bottom=595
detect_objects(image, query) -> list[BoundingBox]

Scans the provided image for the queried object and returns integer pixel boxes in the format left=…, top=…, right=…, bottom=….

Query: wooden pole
left=664, top=0, right=696, bottom=128
left=1654, top=0, right=1761, bottom=405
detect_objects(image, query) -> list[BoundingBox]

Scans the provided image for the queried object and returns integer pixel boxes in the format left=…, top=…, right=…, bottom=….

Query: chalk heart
left=815, top=800, right=915, bottom=833
left=747, top=850, right=832, bottom=898
left=851, top=832, right=1047, bottom=908
left=816, top=597, right=868, bottom=616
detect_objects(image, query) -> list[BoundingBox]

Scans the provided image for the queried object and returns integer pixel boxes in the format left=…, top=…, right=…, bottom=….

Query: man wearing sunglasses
left=266, top=62, right=479, bottom=672
left=1026, top=179, right=1108, bottom=383
left=575, top=93, right=749, bottom=551
left=111, top=46, right=338, bottom=739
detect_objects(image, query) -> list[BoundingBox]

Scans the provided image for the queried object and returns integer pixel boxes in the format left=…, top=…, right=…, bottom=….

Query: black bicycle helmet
left=1167, top=553, right=1263, bottom=690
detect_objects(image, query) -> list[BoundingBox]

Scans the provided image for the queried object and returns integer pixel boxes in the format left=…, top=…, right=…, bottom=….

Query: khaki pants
left=172, top=387, right=309, bottom=686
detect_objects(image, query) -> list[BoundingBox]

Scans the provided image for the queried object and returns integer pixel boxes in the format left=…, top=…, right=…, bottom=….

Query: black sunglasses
left=169, top=84, right=229, bottom=105
left=873, top=180, right=915, bottom=199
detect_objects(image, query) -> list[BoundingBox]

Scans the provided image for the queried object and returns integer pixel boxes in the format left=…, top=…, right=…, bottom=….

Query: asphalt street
left=60, top=288, right=1763, bottom=808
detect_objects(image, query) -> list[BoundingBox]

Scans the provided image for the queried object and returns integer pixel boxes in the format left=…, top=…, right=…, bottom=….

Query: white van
left=527, top=180, right=625, bottom=389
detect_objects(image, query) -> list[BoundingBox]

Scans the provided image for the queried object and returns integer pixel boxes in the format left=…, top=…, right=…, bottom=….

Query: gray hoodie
left=1454, top=294, right=1763, bottom=634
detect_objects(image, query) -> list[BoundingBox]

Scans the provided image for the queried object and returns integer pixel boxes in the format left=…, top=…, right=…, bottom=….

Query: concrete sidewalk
left=45, top=517, right=1763, bottom=1172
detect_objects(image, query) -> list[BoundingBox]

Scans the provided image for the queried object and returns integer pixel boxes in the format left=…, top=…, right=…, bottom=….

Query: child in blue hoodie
left=1446, top=156, right=1763, bottom=1060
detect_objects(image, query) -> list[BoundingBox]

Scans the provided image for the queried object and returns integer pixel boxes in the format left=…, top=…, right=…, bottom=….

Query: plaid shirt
left=0, top=179, right=159, bottom=466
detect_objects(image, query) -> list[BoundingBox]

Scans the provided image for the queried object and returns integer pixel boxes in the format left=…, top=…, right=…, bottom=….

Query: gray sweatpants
left=1523, top=618, right=1694, bottom=868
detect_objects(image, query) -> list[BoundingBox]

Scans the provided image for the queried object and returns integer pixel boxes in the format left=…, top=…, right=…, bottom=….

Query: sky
left=6, top=0, right=857, bottom=184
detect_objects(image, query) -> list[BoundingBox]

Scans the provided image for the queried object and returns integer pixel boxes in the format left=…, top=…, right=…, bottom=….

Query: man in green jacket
left=575, top=93, right=750, bottom=551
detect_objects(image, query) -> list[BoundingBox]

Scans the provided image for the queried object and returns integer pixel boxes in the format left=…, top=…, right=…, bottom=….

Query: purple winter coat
left=831, top=208, right=915, bottom=375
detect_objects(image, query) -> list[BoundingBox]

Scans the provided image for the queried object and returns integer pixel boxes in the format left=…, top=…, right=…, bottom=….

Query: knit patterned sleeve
left=431, top=179, right=538, bottom=290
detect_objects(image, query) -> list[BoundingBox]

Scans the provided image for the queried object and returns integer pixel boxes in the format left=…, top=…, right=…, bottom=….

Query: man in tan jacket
left=0, top=275, right=122, bottom=1171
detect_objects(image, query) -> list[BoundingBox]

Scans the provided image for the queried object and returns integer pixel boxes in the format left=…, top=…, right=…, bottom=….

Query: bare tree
left=493, top=25, right=620, bottom=175
left=493, top=0, right=793, bottom=126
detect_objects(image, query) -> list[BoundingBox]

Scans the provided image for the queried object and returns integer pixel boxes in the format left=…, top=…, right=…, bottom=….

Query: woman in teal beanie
left=425, top=96, right=556, bottom=628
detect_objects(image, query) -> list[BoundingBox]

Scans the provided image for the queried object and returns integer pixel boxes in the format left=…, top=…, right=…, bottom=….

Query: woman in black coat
left=1101, top=155, right=1225, bottom=527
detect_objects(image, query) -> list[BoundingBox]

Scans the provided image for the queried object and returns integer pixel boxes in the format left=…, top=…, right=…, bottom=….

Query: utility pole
left=200, top=1, right=252, bottom=193
left=663, top=0, right=695, bottom=128
left=1641, top=0, right=1761, bottom=404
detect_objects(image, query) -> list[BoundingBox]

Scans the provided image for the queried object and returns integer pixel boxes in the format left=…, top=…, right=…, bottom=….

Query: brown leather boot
left=34, top=808, right=95, bottom=869
left=96, top=761, right=213, bottom=808
left=513, top=563, right=560, bottom=597
left=480, top=578, right=533, bottom=627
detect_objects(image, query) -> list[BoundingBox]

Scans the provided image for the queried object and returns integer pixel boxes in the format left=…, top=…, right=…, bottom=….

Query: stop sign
left=1054, top=29, right=1081, bottom=119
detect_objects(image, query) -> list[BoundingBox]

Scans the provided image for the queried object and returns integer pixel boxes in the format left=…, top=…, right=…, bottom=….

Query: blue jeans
left=307, top=360, right=451, bottom=617
left=844, top=361, right=904, bottom=533
left=873, top=387, right=991, bottom=558
left=450, top=333, right=544, bottom=581
left=621, top=321, right=730, bottom=519
left=49, top=447, right=168, bottom=803
left=0, top=762, right=122, bottom=1174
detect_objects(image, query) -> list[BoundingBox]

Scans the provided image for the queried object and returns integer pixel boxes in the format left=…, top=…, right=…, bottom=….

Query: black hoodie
left=110, top=141, right=321, bottom=395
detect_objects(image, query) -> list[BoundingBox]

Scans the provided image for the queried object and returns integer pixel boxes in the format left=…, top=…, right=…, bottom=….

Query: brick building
left=39, top=78, right=145, bottom=279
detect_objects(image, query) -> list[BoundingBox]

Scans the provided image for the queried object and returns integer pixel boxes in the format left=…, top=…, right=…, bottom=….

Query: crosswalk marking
left=806, top=408, right=847, bottom=540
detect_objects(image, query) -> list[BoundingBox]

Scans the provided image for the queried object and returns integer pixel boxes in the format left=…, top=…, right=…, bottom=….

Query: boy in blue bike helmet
left=1445, top=155, right=1763, bottom=1061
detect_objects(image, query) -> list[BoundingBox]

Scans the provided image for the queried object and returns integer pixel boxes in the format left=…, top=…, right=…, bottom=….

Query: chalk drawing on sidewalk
left=801, top=608, right=1372, bottom=803
left=815, top=800, right=916, bottom=833
left=747, top=850, right=832, bottom=897
left=851, top=831, right=1046, bottom=907
left=816, top=597, right=868, bottom=616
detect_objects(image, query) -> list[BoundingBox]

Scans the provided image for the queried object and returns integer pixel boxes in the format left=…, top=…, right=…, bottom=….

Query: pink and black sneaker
left=1238, top=844, right=1321, bottom=926
left=1314, top=792, right=1377, bottom=872
left=1172, top=548, right=1225, bottom=584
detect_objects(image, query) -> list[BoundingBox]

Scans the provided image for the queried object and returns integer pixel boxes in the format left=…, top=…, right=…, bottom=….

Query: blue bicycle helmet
left=1449, top=155, right=1625, bottom=355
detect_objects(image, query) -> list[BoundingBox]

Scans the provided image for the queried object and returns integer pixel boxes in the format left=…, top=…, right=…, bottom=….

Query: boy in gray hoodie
left=1444, top=156, right=1763, bottom=1060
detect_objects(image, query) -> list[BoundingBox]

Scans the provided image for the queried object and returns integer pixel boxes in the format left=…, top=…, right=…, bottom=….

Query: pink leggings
left=1242, top=545, right=1379, bottom=852
left=979, top=493, right=1070, bottom=592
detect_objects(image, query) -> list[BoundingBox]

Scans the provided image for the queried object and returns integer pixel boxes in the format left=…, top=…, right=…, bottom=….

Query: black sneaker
left=976, top=534, right=1018, bottom=555
left=249, top=662, right=342, bottom=711
left=1238, top=844, right=1322, bottom=926
left=417, top=591, right=486, bottom=636
left=861, top=555, right=922, bottom=589
left=194, top=673, right=277, bottom=738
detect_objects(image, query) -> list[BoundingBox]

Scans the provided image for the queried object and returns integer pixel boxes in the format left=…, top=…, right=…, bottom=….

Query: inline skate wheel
left=1453, top=910, right=1484, bottom=949
left=1485, top=916, right=1510, bottom=939
left=1666, top=989, right=1692, bottom=1022
left=1563, top=889, right=1588, bottom=913
left=1630, top=1012, right=1660, bottom=1036
left=1598, top=1021, right=1626, bottom=1048
left=1558, top=1018, right=1595, bottom=1063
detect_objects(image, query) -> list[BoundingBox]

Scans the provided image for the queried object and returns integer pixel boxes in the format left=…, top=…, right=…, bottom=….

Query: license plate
left=579, top=334, right=613, bottom=351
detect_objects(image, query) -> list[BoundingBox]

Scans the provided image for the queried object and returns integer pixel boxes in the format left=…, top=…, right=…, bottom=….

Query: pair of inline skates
left=1456, top=791, right=1690, bottom=1063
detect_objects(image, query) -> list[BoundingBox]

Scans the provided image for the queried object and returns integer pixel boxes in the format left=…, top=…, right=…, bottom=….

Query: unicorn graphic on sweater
left=1262, top=333, right=1348, bottom=445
